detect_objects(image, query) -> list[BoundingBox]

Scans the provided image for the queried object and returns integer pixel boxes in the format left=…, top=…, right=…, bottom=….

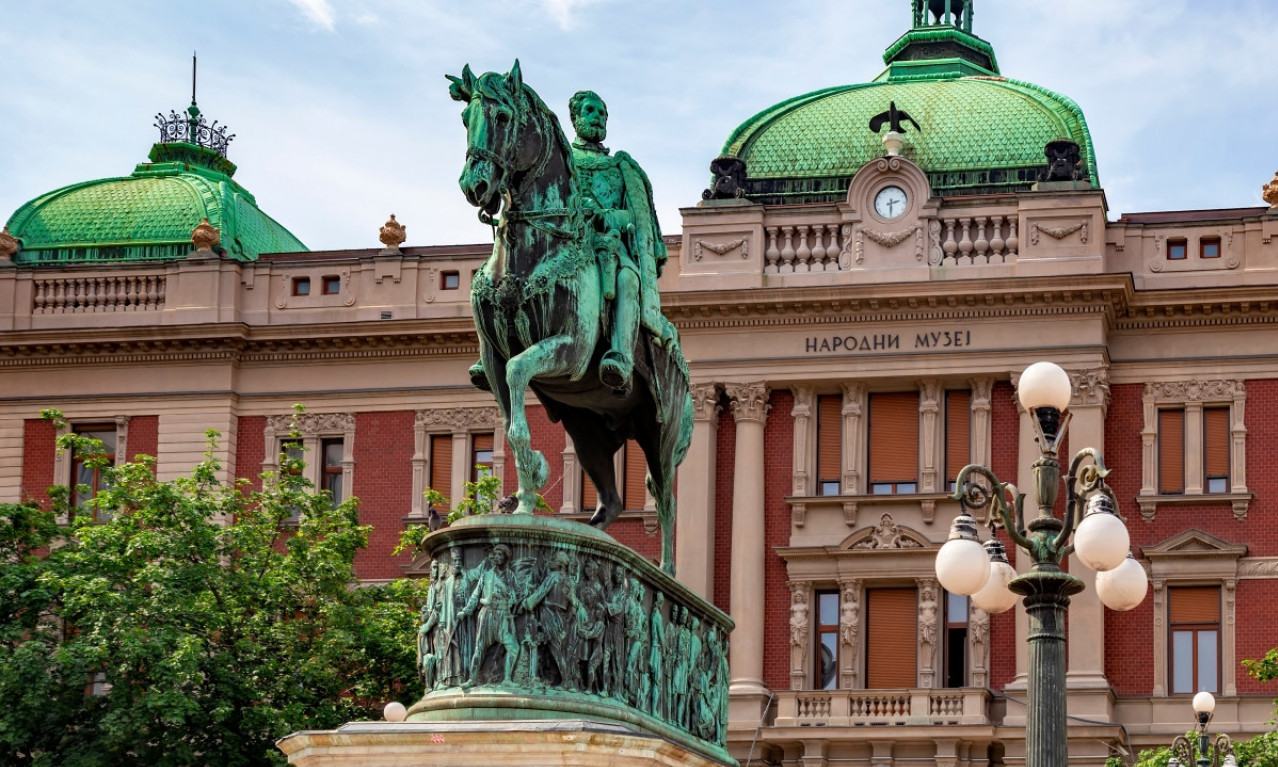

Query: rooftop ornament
left=1264, top=171, right=1278, bottom=209
left=0, top=227, right=18, bottom=261
left=154, top=54, right=235, bottom=158
left=379, top=214, right=407, bottom=254
left=869, top=101, right=921, bottom=157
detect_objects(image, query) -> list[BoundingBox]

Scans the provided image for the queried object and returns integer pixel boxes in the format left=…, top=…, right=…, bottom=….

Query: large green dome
left=5, top=104, right=306, bottom=265
left=720, top=4, right=1099, bottom=203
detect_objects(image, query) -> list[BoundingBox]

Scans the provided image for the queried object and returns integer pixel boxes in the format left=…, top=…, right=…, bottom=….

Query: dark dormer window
left=442, top=271, right=461, bottom=290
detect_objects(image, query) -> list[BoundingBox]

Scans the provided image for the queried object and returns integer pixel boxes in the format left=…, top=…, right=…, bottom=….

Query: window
left=430, top=434, right=453, bottom=513
left=279, top=440, right=305, bottom=520
left=1167, top=239, right=1187, bottom=260
left=1201, top=237, right=1221, bottom=259
left=471, top=433, right=494, bottom=482
left=945, top=390, right=971, bottom=492
left=865, top=587, right=917, bottom=688
left=1170, top=586, right=1219, bottom=694
left=868, top=393, right=918, bottom=494
left=815, top=590, right=840, bottom=690
left=1204, top=407, right=1229, bottom=493
left=321, top=438, right=343, bottom=507
left=944, top=592, right=968, bottom=688
left=581, top=470, right=599, bottom=512
left=441, top=271, right=460, bottom=290
left=1158, top=409, right=1185, bottom=494
left=71, top=424, right=116, bottom=521
left=321, top=275, right=341, bottom=295
left=623, top=439, right=647, bottom=510
left=292, top=277, right=311, bottom=296
left=816, top=395, right=841, bottom=495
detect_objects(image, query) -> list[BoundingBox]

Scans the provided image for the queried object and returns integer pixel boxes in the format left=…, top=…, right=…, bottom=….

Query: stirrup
left=469, top=361, right=491, bottom=392
left=599, top=352, right=633, bottom=391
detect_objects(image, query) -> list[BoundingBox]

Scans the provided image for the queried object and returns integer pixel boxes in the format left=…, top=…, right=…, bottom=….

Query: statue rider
left=569, top=90, right=677, bottom=392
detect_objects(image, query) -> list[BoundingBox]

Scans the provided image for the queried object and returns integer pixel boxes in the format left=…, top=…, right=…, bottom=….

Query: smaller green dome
left=6, top=115, right=306, bottom=264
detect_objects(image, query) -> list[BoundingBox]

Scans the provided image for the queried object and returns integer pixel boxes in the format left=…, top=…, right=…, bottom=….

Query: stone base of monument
left=278, top=514, right=736, bottom=766
left=277, top=719, right=731, bottom=767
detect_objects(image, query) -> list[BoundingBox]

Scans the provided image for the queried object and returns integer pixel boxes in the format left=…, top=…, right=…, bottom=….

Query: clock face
left=874, top=186, right=908, bottom=220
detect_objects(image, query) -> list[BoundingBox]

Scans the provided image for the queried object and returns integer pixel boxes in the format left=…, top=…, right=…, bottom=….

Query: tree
left=0, top=412, right=426, bottom=766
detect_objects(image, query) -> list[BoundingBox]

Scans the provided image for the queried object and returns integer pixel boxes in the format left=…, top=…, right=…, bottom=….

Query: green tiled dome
left=720, top=12, right=1098, bottom=202
left=6, top=139, right=306, bottom=264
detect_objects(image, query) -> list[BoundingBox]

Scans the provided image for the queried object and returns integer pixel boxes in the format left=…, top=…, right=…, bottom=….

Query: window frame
left=261, top=413, right=355, bottom=519
left=1167, top=238, right=1188, bottom=260
left=441, top=271, right=461, bottom=290
left=292, top=276, right=311, bottom=296
left=1200, top=237, right=1221, bottom=259
left=52, top=415, right=130, bottom=525
left=70, top=423, right=117, bottom=521
left=320, top=275, right=342, bottom=295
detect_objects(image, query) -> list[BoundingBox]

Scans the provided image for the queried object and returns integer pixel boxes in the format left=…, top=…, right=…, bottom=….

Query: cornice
left=1117, top=292, right=1278, bottom=330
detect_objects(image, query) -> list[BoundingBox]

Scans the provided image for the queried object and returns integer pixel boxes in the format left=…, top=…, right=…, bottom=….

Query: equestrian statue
left=446, top=61, right=693, bottom=575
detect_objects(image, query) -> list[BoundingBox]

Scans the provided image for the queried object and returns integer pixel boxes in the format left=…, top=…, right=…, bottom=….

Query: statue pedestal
left=278, top=719, right=732, bottom=767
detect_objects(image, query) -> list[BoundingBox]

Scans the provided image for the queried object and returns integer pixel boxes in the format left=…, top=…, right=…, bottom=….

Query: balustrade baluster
left=943, top=219, right=958, bottom=263
left=958, top=218, right=973, bottom=262
left=780, top=226, right=795, bottom=273
left=990, top=215, right=1005, bottom=259
left=146, top=275, right=159, bottom=309
left=811, top=225, right=826, bottom=271
left=765, top=227, right=780, bottom=273
left=156, top=277, right=166, bottom=307
left=1006, top=217, right=1019, bottom=255
left=795, top=225, right=811, bottom=272
left=974, top=216, right=989, bottom=261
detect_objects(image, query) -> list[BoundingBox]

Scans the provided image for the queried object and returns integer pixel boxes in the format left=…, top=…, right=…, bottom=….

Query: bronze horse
left=447, top=62, right=692, bottom=574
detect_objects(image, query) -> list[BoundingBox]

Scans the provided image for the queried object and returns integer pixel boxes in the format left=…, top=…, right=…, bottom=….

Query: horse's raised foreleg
left=504, top=334, right=582, bottom=514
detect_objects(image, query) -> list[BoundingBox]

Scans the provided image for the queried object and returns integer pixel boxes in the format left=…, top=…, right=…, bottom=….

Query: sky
left=1, top=0, right=1276, bottom=252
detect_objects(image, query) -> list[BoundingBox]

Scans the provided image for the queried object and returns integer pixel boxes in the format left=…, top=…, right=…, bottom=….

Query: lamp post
left=935, top=362, right=1149, bottom=767
left=1169, top=692, right=1236, bottom=767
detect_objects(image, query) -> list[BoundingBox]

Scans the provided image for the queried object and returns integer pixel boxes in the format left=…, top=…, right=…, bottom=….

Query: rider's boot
left=469, top=359, right=491, bottom=392
left=600, top=272, right=639, bottom=391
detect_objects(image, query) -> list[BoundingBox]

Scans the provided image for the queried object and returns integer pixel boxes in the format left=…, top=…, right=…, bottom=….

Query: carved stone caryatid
left=190, top=217, right=220, bottom=256
left=839, top=580, right=861, bottom=689
left=919, top=379, right=942, bottom=493
left=969, top=605, right=990, bottom=688
left=379, top=213, right=407, bottom=254
left=0, top=226, right=19, bottom=261
left=1265, top=172, right=1278, bottom=208
left=1069, top=367, right=1111, bottom=414
left=791, top=387, right=816, bottom=497
left=788, top=584, right=810, bottom=689
left=918, top=579, right=939, bottom=688
left=851, top=513, right=925, bottom=550
left=841, top=382, right=866, bottom=496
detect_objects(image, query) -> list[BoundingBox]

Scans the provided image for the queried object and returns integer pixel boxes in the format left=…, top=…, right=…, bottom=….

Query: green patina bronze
left=446, top=61, right=692, bottom=575
left=718, top=0, right=1098, bottom=203
left=408, top=515, right=734, bottom=763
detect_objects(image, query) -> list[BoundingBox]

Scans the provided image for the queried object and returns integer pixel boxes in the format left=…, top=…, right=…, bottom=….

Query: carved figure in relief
left=789, top=587, right=810, bottom=648
left=441, top=547, right=475, bottom=686
left=460, top=544, right=520, bottom=685
left=624, top=578, right=650, bottom=710
left=576, top=559, right=606, bottom=693
left=685, top=616, right=703, bottom=730
left=839, top=585, right=859, bottom=649
left=520, top=550, right=580, bottom=688
left=670, top=606, right=691, bottom=728
left=602, top=563, right=627, bottom=697
left=649, top=592, right=667, bottom=719
left=919, top=582, right=939, bottom=650
left=418, top=560, right=443, bottom=689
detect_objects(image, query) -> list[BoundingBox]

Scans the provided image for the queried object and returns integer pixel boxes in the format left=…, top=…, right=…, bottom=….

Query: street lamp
left=1169, top=692, right=1236, bottom=767
left=935, top=361, right=1149, bottom=767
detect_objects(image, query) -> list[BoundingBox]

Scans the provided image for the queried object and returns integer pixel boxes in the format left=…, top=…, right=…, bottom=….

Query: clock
left=873, top=185, right=908, bottom=220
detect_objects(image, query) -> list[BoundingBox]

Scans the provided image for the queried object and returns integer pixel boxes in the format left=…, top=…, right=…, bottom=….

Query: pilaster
left=676, top=383, right=721, bottom=600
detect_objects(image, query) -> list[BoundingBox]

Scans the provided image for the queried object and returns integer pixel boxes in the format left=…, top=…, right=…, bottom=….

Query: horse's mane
left=474, top=72, right=577, bottom=188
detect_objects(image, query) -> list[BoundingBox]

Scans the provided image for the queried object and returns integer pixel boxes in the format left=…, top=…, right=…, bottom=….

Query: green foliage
left=396, top=470, right=551, bottom=557
left=0, top=410, right=426, bottom=766
left=1112, top=732, right=1278, bottom=767
left=1244, top=648, right=1278, bottom=684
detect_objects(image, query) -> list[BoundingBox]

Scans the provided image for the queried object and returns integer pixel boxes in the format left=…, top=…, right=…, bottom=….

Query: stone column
left=450, top=430, right=470, bottom=508
left=1065, top=368, right=1112, bottom=718
left=725, top=382, right=770, bottom=723
left=560, top=434, right=580, bottom=514
left=675, top=383, right=721, bottom=600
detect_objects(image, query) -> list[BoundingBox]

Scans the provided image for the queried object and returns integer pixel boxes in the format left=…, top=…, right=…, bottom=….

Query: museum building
left=4, top=3, right=1278, bottom=766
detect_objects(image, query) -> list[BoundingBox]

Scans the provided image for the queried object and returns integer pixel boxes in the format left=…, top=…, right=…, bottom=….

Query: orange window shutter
left=1170, top=587, right=1219, bottom=624
left=817, top=395, right=842, bottom=484
left=945, top=390, right=971, bottom=483
left=1159, top=410, right=1185, bottom=494
left=1204, top=408, right=1229, bottom=479
left=581, top=472, right=599, bottom=511
left=472, top=433, right=494, bottom=452
left=624, top=440, right=647, bottom=509
left=430, top=434, right=453, bottom=510
left=866, top=588, right=918, bottom=689
left=869, top=393, right=919, bottom=484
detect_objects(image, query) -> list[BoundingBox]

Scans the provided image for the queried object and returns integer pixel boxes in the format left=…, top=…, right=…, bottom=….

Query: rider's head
left=569, top=90, right=608, bottom=143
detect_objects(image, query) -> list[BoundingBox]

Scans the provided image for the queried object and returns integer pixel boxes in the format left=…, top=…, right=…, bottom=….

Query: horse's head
left=448, top=60, right=562, bottom=219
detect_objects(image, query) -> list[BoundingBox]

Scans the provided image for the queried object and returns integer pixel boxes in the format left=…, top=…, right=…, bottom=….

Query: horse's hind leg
left=559, top=406, right=625, bottom=528
left=504, top=334, right=581, bottom=514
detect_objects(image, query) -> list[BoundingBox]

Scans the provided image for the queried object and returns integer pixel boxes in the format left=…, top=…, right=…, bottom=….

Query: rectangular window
left=1201, top=238, right=1221, bottom=259
left=292, top=277, right=311, bottom=296
left=430, top=434, right=453, bottom=513
left=1159, top=409, right=1185, bottom=494
left=442, top=271, right=461, bottom=290
left=1167, top=239, right=1187, bottom=260
left=866, top=587, right=918, bottom=689
left=72, top=424, right=117, bottom=521
left=581, top=471, right=598, bottom=512
left=945, top=390, right=971, bottom=492
left=623, top=439, right=647, bottom=510
left=1170, top=586, right=1219, bottom=694
left=868, top=393, right=919, bottom=495
left=815, top=590, right=840, bottom=690
left=471, top=433, right=494, bottom=482
left=944, top=592, right=968, bottom=688
left=1204, top=407, right=1229, bottom=494
left=816, top=394, right=842, bottom=496
left=321, top=275, right=341, bottom=295
left=321, top=438, right=343, bottom=507
left=280, top=440, right=305, bottom=520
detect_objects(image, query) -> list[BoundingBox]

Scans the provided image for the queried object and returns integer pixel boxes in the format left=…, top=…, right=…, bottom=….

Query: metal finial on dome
left=913, top=0, right=973, bottom=33
left=153, top=53, right=236, bottom=157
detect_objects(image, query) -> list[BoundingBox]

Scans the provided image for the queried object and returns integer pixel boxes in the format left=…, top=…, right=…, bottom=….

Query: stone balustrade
left=773, top=687, right=990, bottom=727
left=33, top=274, right=166, bottom=314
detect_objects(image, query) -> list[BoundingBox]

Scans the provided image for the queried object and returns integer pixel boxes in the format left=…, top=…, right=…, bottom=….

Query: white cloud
left=538, top=0, right=602, bottom=31
left=287, top=0, right=336, bottom=31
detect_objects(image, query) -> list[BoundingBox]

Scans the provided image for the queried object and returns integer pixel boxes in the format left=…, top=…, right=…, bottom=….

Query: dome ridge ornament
left=1264, top=171, right=1278, bottom=208
left=0, top=227, right=19, bottom=261
left=154, top=54, right=235, bottom=158
left=379, top=214, right=407, bottom=253
left=190, top=217, right=221, bottom=257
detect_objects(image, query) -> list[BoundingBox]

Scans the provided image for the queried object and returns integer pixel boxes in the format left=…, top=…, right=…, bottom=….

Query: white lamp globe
left=936, top=537, right=991, bottom=596
left=1192, top=691, right=1216, bottom=715
left=384, top=701, right=408, bottom=722
left=1074, top=495, right=1130, bottom=572
left=970, top=558, right=1019, bottom=614
left=1095, top=554, right=1148, bottom=611
left=1017, top=362, right=1073, bottom=411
